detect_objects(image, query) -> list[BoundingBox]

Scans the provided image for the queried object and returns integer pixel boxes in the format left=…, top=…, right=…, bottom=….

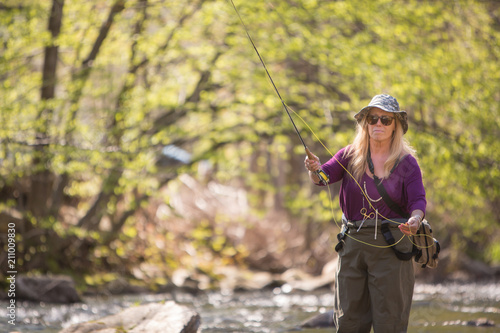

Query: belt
left=338, top=214, right=416, bottom=261
left=342, top=214, right=407, bottom=229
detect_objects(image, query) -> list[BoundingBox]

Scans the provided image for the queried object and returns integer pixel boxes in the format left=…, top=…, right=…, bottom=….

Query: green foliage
left=0, top=0, right=498, bottom=282
left=219, top=0, right=500, bottom=264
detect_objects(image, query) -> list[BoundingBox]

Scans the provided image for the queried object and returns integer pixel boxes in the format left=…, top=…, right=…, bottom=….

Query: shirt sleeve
left=404, top=156, right=427, bottom=215
left=319, top=146, right=351, bottom=185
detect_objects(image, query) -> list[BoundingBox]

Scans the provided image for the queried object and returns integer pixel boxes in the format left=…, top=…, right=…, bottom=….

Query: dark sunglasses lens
left=380, top=116, right=393, bottom=126
left=367, top=115, right=378, bottom=125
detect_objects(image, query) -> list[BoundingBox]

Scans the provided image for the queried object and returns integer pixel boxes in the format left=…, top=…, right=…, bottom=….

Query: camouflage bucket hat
left=354, top=94, right=408, bottom=134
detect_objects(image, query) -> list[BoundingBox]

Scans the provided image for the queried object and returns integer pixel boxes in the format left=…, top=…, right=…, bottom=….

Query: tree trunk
left=41, top=0, right=64, bottom=101
left=28, top=0, right=64, bottom=218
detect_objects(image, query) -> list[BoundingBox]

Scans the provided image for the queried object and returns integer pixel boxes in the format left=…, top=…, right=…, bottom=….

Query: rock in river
left=301, top=310, right=335, bottom=328
left=59, top=301, right=200, bottom=333
left=17, top=275, right=81, bottom=303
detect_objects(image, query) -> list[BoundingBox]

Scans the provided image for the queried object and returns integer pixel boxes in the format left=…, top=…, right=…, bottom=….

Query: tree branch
left=82, top=0, right=125, bottom=68
left=0, top=4, right=24, bottom=11
left=152, top=50, right=223, bottom=131
left=65, top=0, right=126, bottom=140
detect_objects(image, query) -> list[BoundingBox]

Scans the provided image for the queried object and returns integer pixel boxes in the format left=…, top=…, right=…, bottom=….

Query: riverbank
left=1, top=281, right=499, bottom=333
left=5, top=248, right=497, bottom=305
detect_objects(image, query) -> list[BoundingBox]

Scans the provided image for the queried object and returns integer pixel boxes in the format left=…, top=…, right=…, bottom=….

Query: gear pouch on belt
left=413, top=220, right=440, bottom=268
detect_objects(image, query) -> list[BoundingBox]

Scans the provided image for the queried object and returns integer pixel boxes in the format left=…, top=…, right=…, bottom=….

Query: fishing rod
left=228, top=0, right=329, bottom=185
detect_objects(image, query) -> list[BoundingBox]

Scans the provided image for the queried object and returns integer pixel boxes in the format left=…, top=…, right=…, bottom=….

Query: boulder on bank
left=59, top=301, right=200, bottom=333
left=17, top=275, right=81, bottom=303
left=279, top=257, right=338, bottom=292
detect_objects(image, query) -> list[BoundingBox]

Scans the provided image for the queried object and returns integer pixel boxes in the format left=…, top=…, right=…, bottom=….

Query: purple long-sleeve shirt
left=320, top=146, right=426, bottom=221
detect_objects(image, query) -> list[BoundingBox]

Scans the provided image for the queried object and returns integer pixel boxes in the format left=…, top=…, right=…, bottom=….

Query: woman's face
left=366, top=108, right=396, bottom=143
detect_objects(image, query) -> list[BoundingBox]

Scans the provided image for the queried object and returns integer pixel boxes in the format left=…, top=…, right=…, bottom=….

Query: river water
left=1, top=282, right=499, bottom=332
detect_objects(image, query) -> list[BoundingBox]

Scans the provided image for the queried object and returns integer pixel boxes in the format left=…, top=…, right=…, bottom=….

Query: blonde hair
left=345, top=115, right=416, bottom=181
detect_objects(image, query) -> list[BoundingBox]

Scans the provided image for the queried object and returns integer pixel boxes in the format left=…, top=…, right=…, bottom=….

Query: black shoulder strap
left=374, top=180, right=410, bottom=219
left=367, top=150, right=410, bottom=219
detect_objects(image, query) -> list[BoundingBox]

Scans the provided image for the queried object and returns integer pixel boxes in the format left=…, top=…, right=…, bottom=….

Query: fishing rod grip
left=305, top=147, right=315, bottom=160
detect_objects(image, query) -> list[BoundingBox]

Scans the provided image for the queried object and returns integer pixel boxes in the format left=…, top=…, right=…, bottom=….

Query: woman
left=305, top=94, right=426, bottom=333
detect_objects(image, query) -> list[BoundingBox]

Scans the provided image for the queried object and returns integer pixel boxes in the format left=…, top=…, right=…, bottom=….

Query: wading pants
left=333, top=220, right=415, bottom=333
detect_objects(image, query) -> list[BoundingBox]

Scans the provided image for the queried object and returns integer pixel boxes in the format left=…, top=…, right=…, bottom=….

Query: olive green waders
left=333, top=219, right=415, bottom=333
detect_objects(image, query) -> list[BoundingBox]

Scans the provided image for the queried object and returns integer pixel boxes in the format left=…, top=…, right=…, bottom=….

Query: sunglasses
left=366, top=114, right=395, bottom=126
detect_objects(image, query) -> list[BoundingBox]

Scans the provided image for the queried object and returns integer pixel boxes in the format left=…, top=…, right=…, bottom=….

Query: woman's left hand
left=399, top=216, right=421, bottom=236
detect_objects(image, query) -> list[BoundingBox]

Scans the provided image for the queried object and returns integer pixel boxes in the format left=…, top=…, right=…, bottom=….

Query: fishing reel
left=315, top=169, right=330, bottom=186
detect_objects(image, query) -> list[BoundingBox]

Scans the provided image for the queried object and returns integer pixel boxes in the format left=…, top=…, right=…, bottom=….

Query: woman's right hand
left=305, top=153, right=321, bottom=172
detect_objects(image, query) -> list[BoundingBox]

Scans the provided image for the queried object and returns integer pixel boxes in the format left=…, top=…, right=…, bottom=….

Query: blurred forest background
left=0, top=0, right=499, bottom=291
